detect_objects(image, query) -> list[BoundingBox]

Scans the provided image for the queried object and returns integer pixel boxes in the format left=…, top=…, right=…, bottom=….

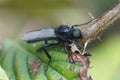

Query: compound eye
left=73, top=29, right=82, bottom=38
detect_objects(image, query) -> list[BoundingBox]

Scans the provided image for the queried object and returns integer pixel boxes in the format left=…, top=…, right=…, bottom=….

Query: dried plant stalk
left=79, top=3, right=120, bottom=45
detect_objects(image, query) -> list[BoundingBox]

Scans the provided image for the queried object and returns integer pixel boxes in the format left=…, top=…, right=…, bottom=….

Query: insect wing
left=23, top=29, right=56, bottom=42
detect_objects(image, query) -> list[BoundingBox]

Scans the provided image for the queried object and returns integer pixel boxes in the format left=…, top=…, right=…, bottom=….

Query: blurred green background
left=0, top=0, right=120, bottom=80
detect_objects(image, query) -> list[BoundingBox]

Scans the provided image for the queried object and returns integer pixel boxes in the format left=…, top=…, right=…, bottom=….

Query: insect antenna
left=71, top=19, right=95, bottom=28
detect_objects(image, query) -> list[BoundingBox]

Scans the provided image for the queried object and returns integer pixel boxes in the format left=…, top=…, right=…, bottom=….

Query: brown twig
left=79, top=3, right=120, bottom=45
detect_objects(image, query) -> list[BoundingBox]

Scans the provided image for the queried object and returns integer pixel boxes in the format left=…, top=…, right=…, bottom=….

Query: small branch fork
left=79, top=3, right=120, bottom=45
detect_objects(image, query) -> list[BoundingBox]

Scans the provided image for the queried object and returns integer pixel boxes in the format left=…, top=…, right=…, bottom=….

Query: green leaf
left=0, top=40, right=82, bottom=80
left=0, top=65, right=9, bottom=80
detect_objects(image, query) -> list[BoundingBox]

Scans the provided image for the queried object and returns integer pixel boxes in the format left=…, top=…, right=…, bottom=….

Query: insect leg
left=41, top=46, right=51, bottom=73
left=37, top=41, right=60, bottom=73
left=44, top=40, right=48, bottom=44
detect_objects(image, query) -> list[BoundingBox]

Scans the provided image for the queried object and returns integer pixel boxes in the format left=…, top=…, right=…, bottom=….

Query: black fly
left=23, top=20, right=93, bottom=73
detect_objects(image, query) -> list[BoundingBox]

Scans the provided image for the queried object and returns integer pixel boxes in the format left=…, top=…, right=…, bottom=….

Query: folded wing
left=23, top=29, right=56, bottom=42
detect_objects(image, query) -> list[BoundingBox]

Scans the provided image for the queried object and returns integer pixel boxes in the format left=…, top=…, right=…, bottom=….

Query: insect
left=23, top=20, right=93, bottom=72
